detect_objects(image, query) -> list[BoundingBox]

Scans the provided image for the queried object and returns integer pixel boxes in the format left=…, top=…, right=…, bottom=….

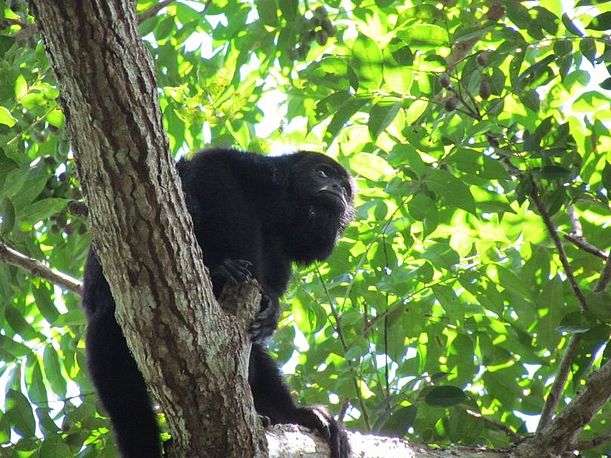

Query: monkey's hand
left=249, top=293, right=279, bottom=343
left=211, top=258, right=253, bottom=285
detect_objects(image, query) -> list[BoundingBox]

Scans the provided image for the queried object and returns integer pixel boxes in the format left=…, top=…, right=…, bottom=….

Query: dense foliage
left=0, top=0, right=609, bottom=456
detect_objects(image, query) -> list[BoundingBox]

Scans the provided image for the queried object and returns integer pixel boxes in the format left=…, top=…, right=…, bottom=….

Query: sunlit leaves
left=368, top=101, right=401, bottom=140
left=398, top=24, right=448, bottom=48
left=351, top=36, right=383, bottom=90
left=0, top=106, right=17, bottom=127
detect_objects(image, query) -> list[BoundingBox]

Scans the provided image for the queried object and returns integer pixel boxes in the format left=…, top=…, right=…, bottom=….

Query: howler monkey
left=82, top=148, right=355, bottom=458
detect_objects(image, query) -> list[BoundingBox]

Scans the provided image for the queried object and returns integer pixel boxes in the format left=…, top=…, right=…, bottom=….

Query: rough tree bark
left=29, top=1, right=266, bottom=457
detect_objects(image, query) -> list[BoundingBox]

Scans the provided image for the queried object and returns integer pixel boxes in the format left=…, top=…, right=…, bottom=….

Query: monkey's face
left=291, top=152, right=354, bottom=217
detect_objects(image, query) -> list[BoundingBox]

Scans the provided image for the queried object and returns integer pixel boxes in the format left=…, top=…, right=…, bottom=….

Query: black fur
left=82, top=148, right=354, bottom=458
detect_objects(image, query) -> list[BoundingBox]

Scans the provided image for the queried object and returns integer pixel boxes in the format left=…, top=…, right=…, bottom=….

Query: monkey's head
left=290, top=151, right=355, bottom=224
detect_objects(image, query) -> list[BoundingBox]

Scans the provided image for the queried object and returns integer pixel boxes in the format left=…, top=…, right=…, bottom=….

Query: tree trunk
left=29, top=1, right=267, bottom=456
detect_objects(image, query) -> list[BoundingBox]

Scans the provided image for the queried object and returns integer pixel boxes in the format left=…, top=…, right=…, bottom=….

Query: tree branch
left=529, top=181, right=590, bottom=434
left=594, top=254, right=611, bottom=293
left=536, top=334, right=581, bottom=432
left=517, top=359, right=611, bottom=456
left=0, top=241, right=82, bottom=295
left=563, top=234, right=608, bottom=261
left=529, top=183, right=589, bottom=311
left=30, top=1, right=265, bottom=456
left=574, top=431, right=611, bottom=452
left=137, top=0, right=176, bottom=23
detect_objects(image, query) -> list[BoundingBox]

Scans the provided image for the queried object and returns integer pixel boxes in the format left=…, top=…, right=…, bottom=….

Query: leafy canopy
left=0, top=0, right=609, bottom=456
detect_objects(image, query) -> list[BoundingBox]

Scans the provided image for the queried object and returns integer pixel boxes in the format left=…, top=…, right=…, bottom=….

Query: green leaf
left=519, top=89, right=540, bottom=112
left=36, top=408, right=59, bottom=435
left=17, top=198, right=69, bottom=224
left=424, top=386, right=468, bottom=407
left=349, top=153, right=395, bottom=181
left=562, top=13, right=583, bottom=36
left=553, top=39, right=572, bottom=57
left=380, top=405, right=417, bottom=436
left=531, top=7, right=559, bottom=35
left=496, top=265, right=532, bottom=300
left=425, top=169, right=477, bottom=215
left=397, top=24, right=448, bottom=47
left=175, top=3, right=203, bottom=24
left=5, top=306, right=41, bottom=341
left=0, top=335, right=31, bottom=359
left=325, top=97, right=368, bottom=142
left=368, top=102, right=401, bottom=140
left=43, top=345, right=67, bottom=397
left=26, top=357, right=48, bottom=404
left=38, top=435, right=72, bottom=457
left=558, top=312, right=600, bottom=334
left=257, top=0, right=278, bottom=27
left=14, top=74, right=28, bottom=100
left=602, top=161, right=611, bottom=195
left=408, top=192, right=436, bottom=221
left=0, top=107, right=17, bottom=127
left=587, top=12, right=611, bottom=31
left=536, top=165, right=572, bottom=180
left=351, top=36, right=383, bottom=89
left=278, top=0, right=297, bottom=20
left=0, top=198, right=15, bottom=235
left=572, top=326, right=610, bottom=390
left=579, top=38, right=596, bottom=65
left=6, top=390, right=36, bottom=437
left=1, top=167, right=29, bottom=197
left=32, top=285, right=60, bottom=324
left=52, top=309, right=86, bottom=327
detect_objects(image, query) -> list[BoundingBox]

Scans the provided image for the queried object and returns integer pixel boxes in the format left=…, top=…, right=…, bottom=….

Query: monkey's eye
left=316, top=168, right=329, bottom=179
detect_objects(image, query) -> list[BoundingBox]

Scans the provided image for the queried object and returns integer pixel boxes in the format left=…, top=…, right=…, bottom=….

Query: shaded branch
left=567, top=204, right=583, bottom=236
left=536, top=334, right=581, bottom=432
left=517, top=359, right=611, bottom=456
left=594, top=254, right=611, bottom=293
left=529, top=183, right=591, bottom=434
left=564, top=203, right=608, bottom=261
left=564, top=234, right=608, bottom=261
left=574, top=431, right=611, bottom=451
left=529, top=184, right=589, bottom=312
left=0, top=241, right=82, bottom=295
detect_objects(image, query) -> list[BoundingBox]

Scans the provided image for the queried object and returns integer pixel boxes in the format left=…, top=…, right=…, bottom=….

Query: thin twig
left=594, top=254, right=611, bottom=293
left=137, top=0, right=176, bottom=23
left=564, top=234, right=608, bottom=260
left=567, top=204, right=583, bottom=236
left=529, top=182, right=589, bottom=312
left=536, top=334, right=581, bottom=432
left=0, top=241, right=82, bottom=295
left=564, top=203, right=607, bottom=260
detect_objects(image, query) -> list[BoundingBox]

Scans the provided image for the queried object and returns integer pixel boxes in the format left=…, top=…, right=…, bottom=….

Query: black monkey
left=82, top=148, right=355, bottom=458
